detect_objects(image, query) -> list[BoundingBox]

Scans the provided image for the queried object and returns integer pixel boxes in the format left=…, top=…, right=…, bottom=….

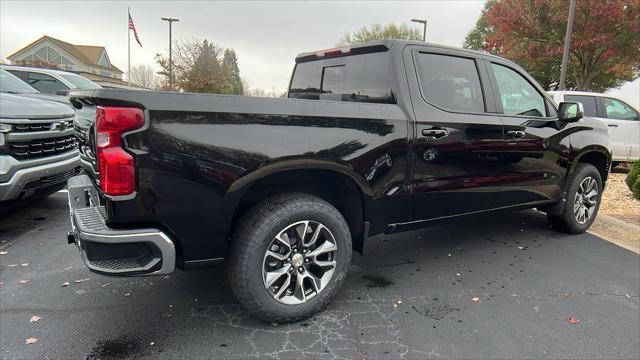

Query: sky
left=1, top=0, right=638, bottom=107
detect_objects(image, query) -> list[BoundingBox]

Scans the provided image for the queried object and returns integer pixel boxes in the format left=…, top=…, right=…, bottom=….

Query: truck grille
left=9, top=135, right=77, bottom=160
left=12, top=119, right=74, bottom=133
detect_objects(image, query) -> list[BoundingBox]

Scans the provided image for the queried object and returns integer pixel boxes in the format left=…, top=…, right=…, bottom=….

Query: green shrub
left=632, top=176, right=640, bottom=200
left=626, top=160, right=640, bottom=191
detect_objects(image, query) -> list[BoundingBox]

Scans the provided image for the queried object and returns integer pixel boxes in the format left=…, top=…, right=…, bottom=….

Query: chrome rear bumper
left=67, top=175, right=176, bottom=276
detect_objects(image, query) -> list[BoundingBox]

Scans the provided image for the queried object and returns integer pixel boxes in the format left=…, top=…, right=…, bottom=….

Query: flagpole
left=128, top=7, right=131, bottom=87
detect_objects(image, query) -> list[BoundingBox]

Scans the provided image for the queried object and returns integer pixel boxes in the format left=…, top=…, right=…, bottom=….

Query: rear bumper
left=67, top=175, right=176, bottom=276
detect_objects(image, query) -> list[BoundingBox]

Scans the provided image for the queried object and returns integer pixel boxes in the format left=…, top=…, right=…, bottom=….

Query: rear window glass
left=415, top=53, right=485, bottom=113
left=288, top=53, right=395, bottom=104
left=565, top=95, right=597, bottom=117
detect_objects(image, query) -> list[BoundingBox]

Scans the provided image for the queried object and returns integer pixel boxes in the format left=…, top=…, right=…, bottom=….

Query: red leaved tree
left=464, top=0, right=640, bottom=92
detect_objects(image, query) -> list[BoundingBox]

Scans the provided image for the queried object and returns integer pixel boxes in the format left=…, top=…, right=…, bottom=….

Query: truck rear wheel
left=228, top=193, right=352, bottom=323
left=547, top=163, right=603, bottom=234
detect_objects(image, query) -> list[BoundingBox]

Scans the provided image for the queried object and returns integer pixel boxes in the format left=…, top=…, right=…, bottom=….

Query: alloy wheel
left=573, top=176, right=598, bottom=224
left=262, top=220, right=337, bottom=305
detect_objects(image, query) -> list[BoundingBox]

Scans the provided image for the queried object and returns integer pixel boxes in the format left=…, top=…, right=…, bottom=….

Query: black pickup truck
left=66, top=40, right=611, bottom=322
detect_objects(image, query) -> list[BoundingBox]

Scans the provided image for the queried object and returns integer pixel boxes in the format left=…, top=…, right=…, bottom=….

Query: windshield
left=0, top=69, right=39, bottom=94
left=60, top=74, right=102, bottom=89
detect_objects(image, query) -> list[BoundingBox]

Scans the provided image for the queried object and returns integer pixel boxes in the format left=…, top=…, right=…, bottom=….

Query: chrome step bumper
left=67, top=175, right=176, bottom=276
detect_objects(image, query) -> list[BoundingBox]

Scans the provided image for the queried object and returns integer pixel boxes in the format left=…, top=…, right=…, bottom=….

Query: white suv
left=1, top=65, right=101, bottom=96
left=548, top=91, right=639, bottom=164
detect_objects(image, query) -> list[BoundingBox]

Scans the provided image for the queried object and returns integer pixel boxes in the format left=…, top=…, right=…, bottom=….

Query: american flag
left=128, top=12, right=142, bottom=47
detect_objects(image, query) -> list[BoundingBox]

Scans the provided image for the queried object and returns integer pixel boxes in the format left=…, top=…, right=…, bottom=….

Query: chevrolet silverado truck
left=0, top=90, right=80, bottom=205
left=65, top=40, right=611, bottom=322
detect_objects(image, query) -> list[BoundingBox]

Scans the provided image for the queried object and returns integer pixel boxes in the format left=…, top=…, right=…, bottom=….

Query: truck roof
left=295, top=39, right=518, bottom=67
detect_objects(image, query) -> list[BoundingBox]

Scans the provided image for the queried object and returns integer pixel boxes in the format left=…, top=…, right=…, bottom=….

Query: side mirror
left=558, top=101, right=584, bottom=122
left=56, top=90, right=69, bottom=96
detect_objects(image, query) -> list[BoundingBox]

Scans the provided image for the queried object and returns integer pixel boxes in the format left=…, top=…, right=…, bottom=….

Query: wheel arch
left=227, top=160, right=371, bottom=253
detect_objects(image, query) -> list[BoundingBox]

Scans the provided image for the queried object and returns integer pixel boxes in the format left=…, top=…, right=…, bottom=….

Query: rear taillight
left=95, top=106, right=144, bottom=196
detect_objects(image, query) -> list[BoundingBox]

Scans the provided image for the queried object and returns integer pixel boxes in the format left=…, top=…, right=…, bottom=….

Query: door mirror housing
left=558, top=101, right=584, bottom=122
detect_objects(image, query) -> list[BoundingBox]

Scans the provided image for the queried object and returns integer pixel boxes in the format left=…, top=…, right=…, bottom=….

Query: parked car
left=548, top=91, right=639, bottom=164
left=65, top=40, right=611, bottom=323
left=0, top=93, right=81, bottom=205
left=0, top=69, right=70, bottom=105
left=1, top=65, right=101, bottom=96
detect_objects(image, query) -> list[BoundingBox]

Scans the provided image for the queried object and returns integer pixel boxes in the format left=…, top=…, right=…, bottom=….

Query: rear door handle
left=507, top=130, right=526, bottom=138
left=422, top=128, right=448, bottom=138
left=607, top=124, right=618, bottom=127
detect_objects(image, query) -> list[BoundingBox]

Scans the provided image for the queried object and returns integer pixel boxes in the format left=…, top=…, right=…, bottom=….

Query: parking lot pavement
left=1, top=191, right=638, bottom=360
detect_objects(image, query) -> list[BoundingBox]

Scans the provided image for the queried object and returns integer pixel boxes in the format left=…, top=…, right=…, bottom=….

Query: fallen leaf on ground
left=625, top=293, right=632, bottom=299
left=472, top=297, right=480, bottom=302
left=18, top=280, right=29, bottom=284
left=64, top=266, right=72, bottom=271
left=150, top=342, right=155, bottom=346
left=74, top=278, right=90, bottom=283
left=29, top=315, right=42, bottom=322
left=20, top=263, right=29, bottom=267
left=7, top=264, right=17, bottom=267
left=38, top=244, right=44, bottom=246
left=101, top=283, right=110, bottom=287
left=0, top=251, right=8, bottom=255
left=25, top=338, right=37, bottom=345
left=61, top=282, right=70, bottom=287
left=567, top=317, right=580, bottom=324
left=124, top=292, right=131, bottom=297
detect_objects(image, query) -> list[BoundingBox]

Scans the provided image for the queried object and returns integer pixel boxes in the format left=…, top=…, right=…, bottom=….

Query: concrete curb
left=589, top=213, right=640, bottom=254
left=596, top=213, right=640, bottom=232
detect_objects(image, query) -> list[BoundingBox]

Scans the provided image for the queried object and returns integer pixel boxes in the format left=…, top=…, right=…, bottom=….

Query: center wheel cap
left=291, top=253, right=304, bottom=268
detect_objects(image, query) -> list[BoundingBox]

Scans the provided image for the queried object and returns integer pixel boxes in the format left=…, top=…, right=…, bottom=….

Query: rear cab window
left=414, top=52, right=485, bottom=113
left=288, top=52, right=395, bottom=104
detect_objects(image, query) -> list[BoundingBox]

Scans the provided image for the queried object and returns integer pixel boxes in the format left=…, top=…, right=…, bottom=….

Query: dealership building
left=6, top=35, right=129, bottom=88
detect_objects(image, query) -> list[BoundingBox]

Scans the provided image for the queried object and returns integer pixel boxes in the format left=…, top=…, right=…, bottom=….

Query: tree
left=222, top=49, right=243, bottom=95
left=126, top=64, right=157, bottom=89
left=464, top=0, right=640, bottom=92
left=337, top=22, right=422, bottom=46
left=155, top=38, right=244, bottom=94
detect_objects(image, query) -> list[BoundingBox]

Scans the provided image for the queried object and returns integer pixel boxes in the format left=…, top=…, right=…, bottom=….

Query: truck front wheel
left=228, top=193, right=352, bottom=323
left=547, top=163, right=603, bottom=234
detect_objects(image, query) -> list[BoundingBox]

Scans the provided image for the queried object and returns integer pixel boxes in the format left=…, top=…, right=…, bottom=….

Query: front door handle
left=607, top=124, right=618, bottom=127
left=422, top=128, right=448, bottom=138
left=507, top=130, right=526, bottom=138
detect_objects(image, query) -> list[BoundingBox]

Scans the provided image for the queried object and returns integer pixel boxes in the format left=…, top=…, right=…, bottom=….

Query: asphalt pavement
left=1, top=191, right=639, bottom=359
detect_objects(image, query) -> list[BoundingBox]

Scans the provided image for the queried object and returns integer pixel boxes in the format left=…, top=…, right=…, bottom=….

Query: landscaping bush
left=627, top=160, right=640, bottom=200
left=626, top=161, right=640, bottom=188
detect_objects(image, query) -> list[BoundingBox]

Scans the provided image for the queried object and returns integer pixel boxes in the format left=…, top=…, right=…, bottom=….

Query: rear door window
left=26, top=72, right=69, bottom=94
left=415, top=53, right=485, bottom=113
left=288, top=53, right=394, bottom=103
left=564, top=95, right=597, bottom=117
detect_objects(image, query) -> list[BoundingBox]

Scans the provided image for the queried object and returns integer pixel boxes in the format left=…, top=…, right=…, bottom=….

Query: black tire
left=227, top=193, right=352, bottom=323
left=547, top=163, right=603, bottom=234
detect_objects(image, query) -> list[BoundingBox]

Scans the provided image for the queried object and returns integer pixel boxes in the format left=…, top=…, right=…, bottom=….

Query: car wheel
left=547, top=163, right=603, bottom=234
left=228, top=193, right=352, bottom=323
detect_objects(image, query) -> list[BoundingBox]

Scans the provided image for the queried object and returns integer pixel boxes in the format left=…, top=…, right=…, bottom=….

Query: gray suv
left=0, top=92, right=80, bottom=203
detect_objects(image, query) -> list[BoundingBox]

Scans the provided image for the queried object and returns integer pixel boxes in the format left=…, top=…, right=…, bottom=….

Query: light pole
left=559, top=0, right=576, bottom=90
left=411, top=19, right=427, bottom=42
left=161, top=17, right=179, bottom=89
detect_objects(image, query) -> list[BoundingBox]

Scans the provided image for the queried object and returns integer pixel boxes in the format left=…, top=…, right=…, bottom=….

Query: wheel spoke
left=312, top=258, right=336, bottom=270
left=308, top=239, right=337, bottom=259
left=265, top=249, right=288, bottom=261
left=274, top=273, right=291, bottom=299
left=585, top=189, right=598, bottom=206
left=265, top=266, right=289, bottom=288
left=294, top=221, right=310, bottom=245
left=304, top=224, right=324, bottom=247
left=293, top=272, right=308, bottom=302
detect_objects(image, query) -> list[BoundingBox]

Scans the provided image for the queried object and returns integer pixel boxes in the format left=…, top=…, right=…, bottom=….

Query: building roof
left=7, top=35, right=123, bottom=74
